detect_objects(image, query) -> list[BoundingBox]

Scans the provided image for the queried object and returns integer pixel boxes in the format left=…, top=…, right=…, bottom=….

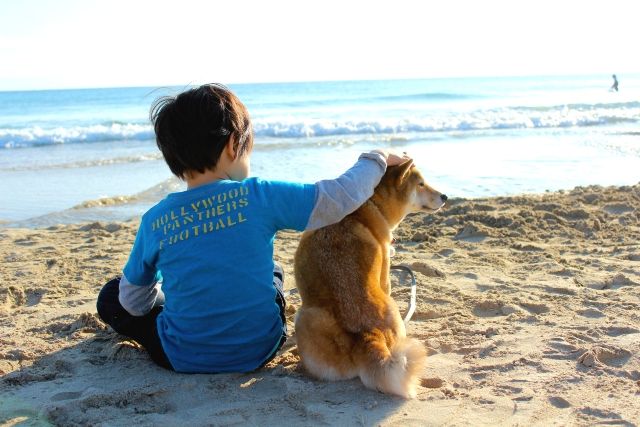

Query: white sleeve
left=118, top=275, right=163, bottom=316
left=305, top=151, right=386, bottom=230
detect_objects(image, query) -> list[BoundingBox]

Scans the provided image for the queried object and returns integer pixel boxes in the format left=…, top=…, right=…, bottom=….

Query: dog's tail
left=358, top=332, right=427, bottom=398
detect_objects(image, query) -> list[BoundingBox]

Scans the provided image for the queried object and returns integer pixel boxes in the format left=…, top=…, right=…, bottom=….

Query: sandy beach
left=1, top=183, right=639, bottom=426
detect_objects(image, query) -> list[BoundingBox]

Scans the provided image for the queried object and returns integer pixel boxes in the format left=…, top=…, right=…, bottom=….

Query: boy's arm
left=119, top=275, right=163, bottom=316
left=305, top=149, right=399, bottom=230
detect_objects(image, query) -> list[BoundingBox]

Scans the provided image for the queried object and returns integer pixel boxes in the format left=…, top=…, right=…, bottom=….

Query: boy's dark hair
left=150, top=83, right=253, bottom=178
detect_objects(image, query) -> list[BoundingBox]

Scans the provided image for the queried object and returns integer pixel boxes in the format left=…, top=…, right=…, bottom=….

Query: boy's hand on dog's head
left=371, top=149, right=412, bottom=167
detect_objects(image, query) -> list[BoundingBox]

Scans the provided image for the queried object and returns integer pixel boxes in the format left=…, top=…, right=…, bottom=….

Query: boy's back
left=127, top=178, right=314, bottom=372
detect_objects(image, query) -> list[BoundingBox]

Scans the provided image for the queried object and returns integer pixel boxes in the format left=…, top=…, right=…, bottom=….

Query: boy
left=96, top=83, right=407, bottom=373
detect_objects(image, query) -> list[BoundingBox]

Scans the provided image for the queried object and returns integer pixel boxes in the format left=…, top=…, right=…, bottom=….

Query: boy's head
left=150, top=84, right=253, bottom=179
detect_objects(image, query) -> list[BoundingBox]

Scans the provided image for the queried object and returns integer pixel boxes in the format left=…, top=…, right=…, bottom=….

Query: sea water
left=1, top=75, right=639, bottom=227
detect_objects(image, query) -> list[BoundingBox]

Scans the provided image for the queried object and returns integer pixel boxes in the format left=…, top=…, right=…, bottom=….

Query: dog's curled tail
left=360, top=335, right=427, bottom=399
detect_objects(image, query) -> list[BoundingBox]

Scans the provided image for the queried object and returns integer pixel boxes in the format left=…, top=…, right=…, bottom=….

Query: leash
left=390, top=265, right=417, bottom=325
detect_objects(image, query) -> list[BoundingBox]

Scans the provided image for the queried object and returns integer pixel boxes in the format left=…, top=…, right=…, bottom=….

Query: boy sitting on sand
left=96, top=83, right=407, bottom=372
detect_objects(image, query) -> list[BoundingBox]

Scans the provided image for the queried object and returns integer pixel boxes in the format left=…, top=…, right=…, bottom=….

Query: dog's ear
left=396, top=158, right=414, bottom=186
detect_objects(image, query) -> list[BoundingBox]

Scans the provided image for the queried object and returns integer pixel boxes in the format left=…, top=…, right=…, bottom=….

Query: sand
left=1, top=183, right=639, bottom=426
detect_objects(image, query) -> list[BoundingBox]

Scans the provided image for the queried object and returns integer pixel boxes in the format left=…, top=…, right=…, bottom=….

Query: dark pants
left=96, top=271, right=287, bottom=371
left=96, top=277, right=173, bottom=370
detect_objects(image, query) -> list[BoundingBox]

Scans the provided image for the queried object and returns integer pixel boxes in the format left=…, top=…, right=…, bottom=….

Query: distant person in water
left=611, top=74, right=619, bottom=92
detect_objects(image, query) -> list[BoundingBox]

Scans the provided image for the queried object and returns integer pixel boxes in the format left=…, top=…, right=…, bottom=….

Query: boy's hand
left=371, top=149, right=411, bottom=167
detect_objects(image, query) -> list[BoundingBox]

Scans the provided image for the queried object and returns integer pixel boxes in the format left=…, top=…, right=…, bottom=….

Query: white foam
left=251, top=102, right=640, bottom=138
left=1, top=101, right=638, bottom=147
left=0, top=123, right=153, bottom=147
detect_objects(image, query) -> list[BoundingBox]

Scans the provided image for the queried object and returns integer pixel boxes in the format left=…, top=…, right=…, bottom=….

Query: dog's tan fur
left=294, top=159, right=446, bottom=398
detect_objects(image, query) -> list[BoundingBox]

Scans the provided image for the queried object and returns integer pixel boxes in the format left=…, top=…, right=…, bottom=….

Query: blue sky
left=1, top=0, right=638, bottom=90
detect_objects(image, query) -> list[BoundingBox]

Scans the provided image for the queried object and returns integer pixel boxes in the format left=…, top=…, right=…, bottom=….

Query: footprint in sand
left=518, top=301, right=550, bottom=315
left=438, top=248, right=455, bottom=257
left=581, top=193, right=601, bottom=204
left=543, top=338, right=581, bottom=360
left=578, top=345, right=632, bottom=368
left=602, top=203, right=634, bottom=215
left=548, top=396, right=571, bottom=409
left=454, top=222, right=490, bottom=242
left=13, top=238, right=38, bottom=246
left=602, top=326, right=640, bottom=337
left=602, top=273, right=639, bottom=290
left=410, top=261, right=446, bottom=278
left=500, top=304, right=526, bottom=316
left=420, top=377, right=444, bottom=388
left=577, top=307, right=605, bottom=318
left=472, top=300, right=503, bottom=317
left=472, top=300, right=535, bottom=317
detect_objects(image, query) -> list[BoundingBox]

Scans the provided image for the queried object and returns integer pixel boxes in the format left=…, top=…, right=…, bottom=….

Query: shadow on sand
left=1, top=327, right=408, bottom=426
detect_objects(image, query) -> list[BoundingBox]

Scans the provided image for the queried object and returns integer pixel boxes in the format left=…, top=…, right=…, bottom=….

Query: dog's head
left=374, top=159, right=447, bottom=223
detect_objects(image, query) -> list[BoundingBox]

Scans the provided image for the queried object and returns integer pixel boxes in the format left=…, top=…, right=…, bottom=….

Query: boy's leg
left=257, top=262, right=288, bottom=369
left=96, top=278, right=173, bottom=370
left=273, top=262, right=286, bottom=330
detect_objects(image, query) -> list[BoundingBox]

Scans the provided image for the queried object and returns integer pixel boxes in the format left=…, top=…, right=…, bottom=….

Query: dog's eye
left=418, top=182, right=425, bottom=187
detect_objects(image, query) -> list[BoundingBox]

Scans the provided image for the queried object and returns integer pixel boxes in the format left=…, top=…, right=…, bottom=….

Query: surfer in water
left=610, top=74, right=619, bottom=92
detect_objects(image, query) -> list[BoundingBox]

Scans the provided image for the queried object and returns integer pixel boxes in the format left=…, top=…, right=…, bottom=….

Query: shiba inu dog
left=294, top=159, right=447, bottom=398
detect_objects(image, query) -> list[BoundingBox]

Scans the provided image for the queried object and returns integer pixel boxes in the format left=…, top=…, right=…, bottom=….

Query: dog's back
left=294, top=161, right=444, bottom=398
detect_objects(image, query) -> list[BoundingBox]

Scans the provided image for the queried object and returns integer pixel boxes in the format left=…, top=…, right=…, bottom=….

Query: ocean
left=1, top=75, right=639, bottom=227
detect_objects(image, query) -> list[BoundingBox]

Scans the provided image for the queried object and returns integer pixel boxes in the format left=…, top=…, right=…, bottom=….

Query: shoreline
left=4, top=179, right=640, bottom=231
left=1, top=183, right=639, bottom=425
left=3, top=123, right=640, bottom=228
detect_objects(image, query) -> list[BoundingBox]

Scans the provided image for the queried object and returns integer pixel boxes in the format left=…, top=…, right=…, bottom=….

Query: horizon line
left=1, top=71, right=637, bottom=94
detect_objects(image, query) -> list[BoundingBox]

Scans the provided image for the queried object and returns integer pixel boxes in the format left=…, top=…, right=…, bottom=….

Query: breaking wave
left=2, top=101, right=638, bottom=147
